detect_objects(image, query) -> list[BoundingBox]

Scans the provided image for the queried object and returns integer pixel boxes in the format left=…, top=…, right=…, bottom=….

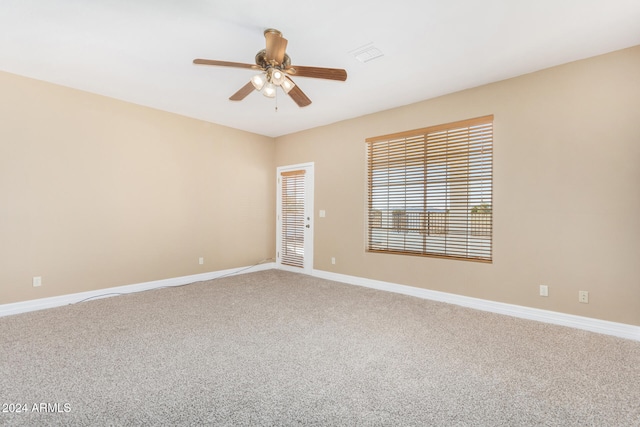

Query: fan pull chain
left=275, top=89, right=279, bottom=113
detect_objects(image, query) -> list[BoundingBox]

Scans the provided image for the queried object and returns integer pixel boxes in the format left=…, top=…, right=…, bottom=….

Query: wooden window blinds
left=366, top=115, right=493, bottom=262
left=280, top=170, right=306, bottom=268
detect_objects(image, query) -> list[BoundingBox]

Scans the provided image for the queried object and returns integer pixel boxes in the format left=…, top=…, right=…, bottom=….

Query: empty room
left=1, top=1, right=639, bottom=425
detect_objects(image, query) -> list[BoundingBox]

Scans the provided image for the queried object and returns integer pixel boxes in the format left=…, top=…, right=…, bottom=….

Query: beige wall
left=275, top=46, right=640, bottom=326
left=2, top=46, right=638, bottom=327
left=1, top=71, right=276, bottom=305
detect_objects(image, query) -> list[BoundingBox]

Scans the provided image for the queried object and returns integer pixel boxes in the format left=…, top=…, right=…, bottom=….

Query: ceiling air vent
left=349, top=43, right=384, bottom=63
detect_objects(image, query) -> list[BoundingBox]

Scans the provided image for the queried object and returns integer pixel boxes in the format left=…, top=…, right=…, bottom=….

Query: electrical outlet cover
left=579, top=291, right=589, bottom=303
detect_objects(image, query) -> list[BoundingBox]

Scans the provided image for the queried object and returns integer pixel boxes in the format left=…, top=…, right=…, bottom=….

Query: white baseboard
left=4, top=264, right=637, bottom=342
left=0, top=262, right=275, bottom=318
left=312, top=269, right=640, bottom=342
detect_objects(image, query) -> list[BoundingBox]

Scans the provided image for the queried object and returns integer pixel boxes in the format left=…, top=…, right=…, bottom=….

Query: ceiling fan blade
left=287, top=83, right=312, bottom=107
left=264, top=30, right=288, bottom=65
left=229, top=82, right=255, bottom=101
left=193, top=59, right=257, bottom=70
left=287, top=65, right=347, bottom=81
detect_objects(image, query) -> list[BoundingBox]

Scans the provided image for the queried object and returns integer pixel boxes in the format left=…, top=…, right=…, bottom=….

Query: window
left=366, top=115, right=493, bottom=262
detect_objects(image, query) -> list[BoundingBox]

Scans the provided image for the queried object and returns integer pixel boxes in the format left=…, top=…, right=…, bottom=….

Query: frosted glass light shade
left=271, top=69, right=285, bottom=86
left=263, top=82, right=277, bottom=98
left=281, top=77, right=295, bottom=93
left=251, top=73, right=266, bottom=90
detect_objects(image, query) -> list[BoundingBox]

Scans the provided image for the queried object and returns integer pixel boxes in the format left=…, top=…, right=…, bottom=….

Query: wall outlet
left=331, top=257, right=336, bottom=265
left=198, top=257, right=204, bottom=265
left=579, top=290, right=589, bottom=304
left=33, top=276, right=42, bottom=287
left=539, top=285, right=548, bottom=297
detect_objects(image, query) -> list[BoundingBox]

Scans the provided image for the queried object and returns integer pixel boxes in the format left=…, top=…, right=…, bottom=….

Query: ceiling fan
left=193, top=29, right=347, bottom=107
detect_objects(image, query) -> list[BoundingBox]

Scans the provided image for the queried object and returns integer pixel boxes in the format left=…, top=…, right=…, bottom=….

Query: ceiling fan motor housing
left=255, top=49, right=291, bottom=69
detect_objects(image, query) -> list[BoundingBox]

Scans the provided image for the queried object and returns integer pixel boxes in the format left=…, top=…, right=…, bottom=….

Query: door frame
left=276, top=162, right=314, bottom=274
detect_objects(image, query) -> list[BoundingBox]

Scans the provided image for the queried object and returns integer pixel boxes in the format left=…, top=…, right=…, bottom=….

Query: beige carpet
left=1, top=269, right=639, bottom=426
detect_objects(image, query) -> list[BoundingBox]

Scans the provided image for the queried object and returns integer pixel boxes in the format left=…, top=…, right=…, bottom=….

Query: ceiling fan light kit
left=251, top=67, right=290, bottom=98
left=193, top=28, right=347, bottom=107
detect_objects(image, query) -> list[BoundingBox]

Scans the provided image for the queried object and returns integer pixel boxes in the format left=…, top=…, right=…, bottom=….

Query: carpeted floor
left=1, top=269, right=639, bottom=426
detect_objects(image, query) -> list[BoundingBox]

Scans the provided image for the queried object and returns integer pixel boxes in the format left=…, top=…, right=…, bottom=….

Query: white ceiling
left=2, top=0, right=639, bottom=137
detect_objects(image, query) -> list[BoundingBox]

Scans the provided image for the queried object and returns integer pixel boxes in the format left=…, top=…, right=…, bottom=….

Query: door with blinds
left=276, top=163, right=314, bottom=274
